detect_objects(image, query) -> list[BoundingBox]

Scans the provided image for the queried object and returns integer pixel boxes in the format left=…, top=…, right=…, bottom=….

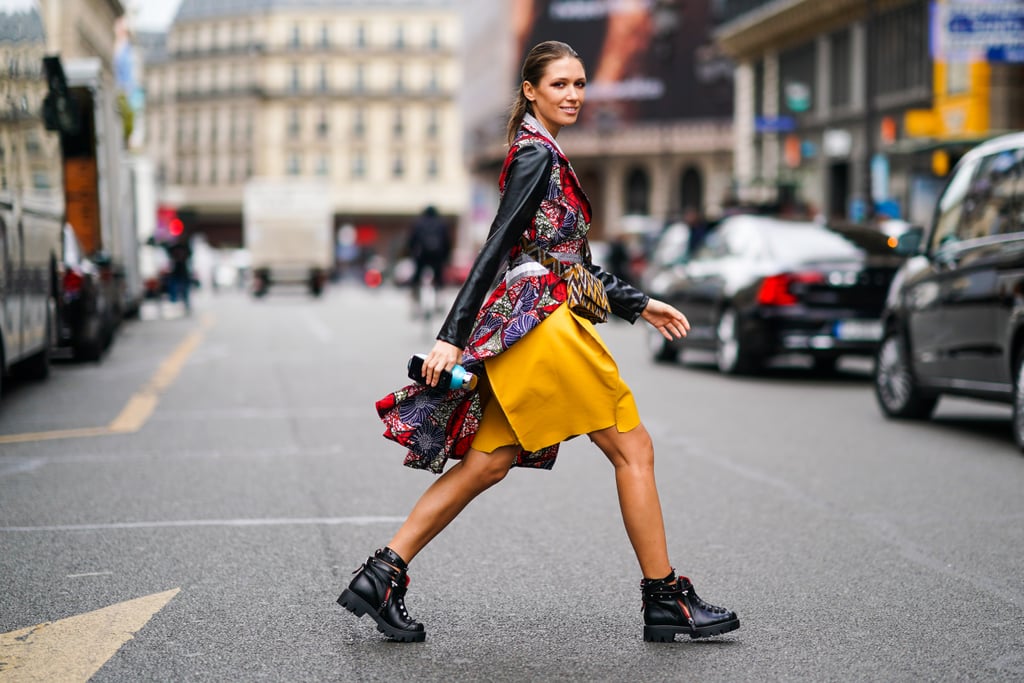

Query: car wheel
left=647, top=326, right=679, bottom=363
left=1012, top=353, right=1024, bottom=453
left=715, top=308, right=757, bottom=375
left=873, top=329, right=937, bottom=419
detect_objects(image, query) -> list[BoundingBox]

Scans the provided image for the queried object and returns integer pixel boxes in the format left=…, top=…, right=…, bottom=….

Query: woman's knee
left=593, top=422, right=655, bottom=469
left=462, top=447, right=516, bottom=488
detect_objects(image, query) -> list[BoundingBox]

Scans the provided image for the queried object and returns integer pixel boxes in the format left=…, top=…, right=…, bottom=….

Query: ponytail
left=506, top=90, right=531, bottom=147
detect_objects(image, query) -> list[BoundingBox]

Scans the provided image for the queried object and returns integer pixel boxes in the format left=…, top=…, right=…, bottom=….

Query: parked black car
left=57, top=224, right=116, bottom=361
left=874, top=132, right=1024, bottom=449
left=643, top=214, right=903, bottom=373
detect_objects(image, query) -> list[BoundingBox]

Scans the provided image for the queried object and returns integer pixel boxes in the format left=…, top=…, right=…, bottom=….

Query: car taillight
left=63, top=269, right=84, bottom=296
left=757, top=272, right=824, bottom=306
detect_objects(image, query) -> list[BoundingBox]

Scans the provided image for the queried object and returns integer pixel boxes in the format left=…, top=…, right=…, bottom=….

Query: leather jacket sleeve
left=437, top=143, right=553, bottom=348
left=584, top=262, right=650, bottom=323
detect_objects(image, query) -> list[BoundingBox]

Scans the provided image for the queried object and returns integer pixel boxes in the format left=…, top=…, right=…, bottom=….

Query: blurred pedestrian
left=165, top=238, right=192, bottom=315
left=407, top=205, right=451, bottom=316
left=338, top=40, right=739, bottom=644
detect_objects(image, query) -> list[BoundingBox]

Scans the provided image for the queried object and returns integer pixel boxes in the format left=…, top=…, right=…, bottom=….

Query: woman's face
left=523, top=56, right=586, bottom=138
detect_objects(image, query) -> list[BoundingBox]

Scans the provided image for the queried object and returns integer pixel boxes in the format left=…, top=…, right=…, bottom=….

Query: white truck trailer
left=243, top=179, right=333, bottom=297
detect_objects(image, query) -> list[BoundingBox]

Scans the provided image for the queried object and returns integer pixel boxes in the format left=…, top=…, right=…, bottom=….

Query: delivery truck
left=62, top=57, right=142, bottom=321
left=243, top=179, right=333, bottom=297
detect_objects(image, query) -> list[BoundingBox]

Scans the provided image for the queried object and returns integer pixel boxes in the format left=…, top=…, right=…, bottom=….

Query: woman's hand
left=422, top=340, right=463, bottom=387
left=641, top=298, right=690, bottom=341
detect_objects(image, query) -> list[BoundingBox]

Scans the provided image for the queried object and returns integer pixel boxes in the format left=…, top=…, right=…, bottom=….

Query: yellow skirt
left=471, top=304, right=640, bottom=453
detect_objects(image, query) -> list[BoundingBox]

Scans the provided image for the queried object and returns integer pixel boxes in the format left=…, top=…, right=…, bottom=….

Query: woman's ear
left=522, top=80, right=536, bottom=103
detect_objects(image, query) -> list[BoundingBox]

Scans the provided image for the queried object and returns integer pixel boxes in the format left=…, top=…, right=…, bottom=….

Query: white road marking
left=0, top=516, right=405, bottom=533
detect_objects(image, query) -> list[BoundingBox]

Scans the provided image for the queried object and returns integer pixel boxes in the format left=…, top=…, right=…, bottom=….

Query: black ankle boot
left=641, top=570, right=739, bottom=642
left=337, top=547, right=425, bottom=642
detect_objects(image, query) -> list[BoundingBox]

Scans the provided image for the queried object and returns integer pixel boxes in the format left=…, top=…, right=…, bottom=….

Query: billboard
left=931, top=1, right=1024, bottom=63
left=512, top=0, right=733, bottom=127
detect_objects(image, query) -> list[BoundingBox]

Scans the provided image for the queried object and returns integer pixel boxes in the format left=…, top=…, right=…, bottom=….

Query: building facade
left=716, top=0, right=1024, bottom=225
left=143, top=0, right=467, bottom=255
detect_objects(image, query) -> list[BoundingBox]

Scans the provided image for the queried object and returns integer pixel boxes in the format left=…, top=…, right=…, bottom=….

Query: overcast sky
left=130, top=0, right=183, bottom=31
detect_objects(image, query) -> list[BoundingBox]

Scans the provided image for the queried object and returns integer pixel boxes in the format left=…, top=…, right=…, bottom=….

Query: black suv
left=874, top=132, right=1024, bottom=449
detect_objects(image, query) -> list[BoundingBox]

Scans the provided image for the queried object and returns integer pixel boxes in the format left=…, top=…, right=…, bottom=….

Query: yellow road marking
left=0, top=588, right=180, bottom=682
left=0, top=315, right=213, bottom=445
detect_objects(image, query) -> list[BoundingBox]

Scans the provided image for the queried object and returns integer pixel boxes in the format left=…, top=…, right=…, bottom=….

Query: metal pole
left=863, top=0, right=875, bottom=224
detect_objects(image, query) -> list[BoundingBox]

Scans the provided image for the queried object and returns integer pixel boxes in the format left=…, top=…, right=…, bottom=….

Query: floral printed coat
left=376, top=120, right=649, bottom=473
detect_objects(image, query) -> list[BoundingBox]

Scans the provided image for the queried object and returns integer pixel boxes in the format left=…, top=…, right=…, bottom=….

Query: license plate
left=834, top=319, right=883, bottom=341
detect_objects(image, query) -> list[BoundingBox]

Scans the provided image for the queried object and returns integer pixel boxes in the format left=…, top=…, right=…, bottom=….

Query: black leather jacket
left=437, top=143, right=650, bottom=349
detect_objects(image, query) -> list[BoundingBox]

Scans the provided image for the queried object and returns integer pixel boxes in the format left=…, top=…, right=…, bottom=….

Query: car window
left=960, top=149, right=1022, bottom=239
left=693, top=227, right=726, bottom=261
left=764, top=224, right=862, bottom=262
left=931, top=155, right=981, bottom=250
left=723, top=223, right=763, bottom=259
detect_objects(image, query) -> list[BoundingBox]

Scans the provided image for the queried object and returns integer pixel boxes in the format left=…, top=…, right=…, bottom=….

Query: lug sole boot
left=338, top=547, right=425, bottom=643
left=642, top=571, right=739, bottom=642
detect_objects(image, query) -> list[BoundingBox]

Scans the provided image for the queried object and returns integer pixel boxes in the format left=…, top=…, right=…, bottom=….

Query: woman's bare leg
left=386, top=445, right=520, bottom=563
left=589, top=422, right=672, bottom=579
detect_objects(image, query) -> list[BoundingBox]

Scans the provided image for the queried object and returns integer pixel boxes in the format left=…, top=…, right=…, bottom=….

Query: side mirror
left=894, top=226, right=924, bottom=256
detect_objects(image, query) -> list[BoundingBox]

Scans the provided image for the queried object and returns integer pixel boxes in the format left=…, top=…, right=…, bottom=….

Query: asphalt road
left=1, top=285, right=1023, bottom=682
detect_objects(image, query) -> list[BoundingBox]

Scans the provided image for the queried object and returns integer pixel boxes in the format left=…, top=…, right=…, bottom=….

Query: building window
left=290, top=64, right=301, bottom=92
left=355, top=22, right=366, bottom=48
left=871, top=1, right=929, bottom=97
left=352, top=151, right=366, bottom=178
left=428, top=24, right=440, bottom=50
left=392, top=153, right=404, bottom=178
left=315, top=154, right=329, bottom=176
left=395, top=24, right=405, bottom=49
left=427, top=66, right=439, bottom=93
left=320, top=23, right=330, bottom=48
left=354, top=63, right=365, bottom=93
left=317, top=109, right=330, bottom=139
left=290, top=23, right=301, bottom=49
left=318, top=63, right=329, bottom=92
left=779, top=40, right=816, bottom=115
left=353, top=107, right=365, bottom=138
left=288, top=108, right=301, bottom=138
left=210, top=161, right=218, bottom=185
left=426, top=107, right=439, bottom=139
left=830, top=28, right=851, bottom=109
left=287, top=153, right=301, bottom=175
left=625, top=167, right=650, bottom=215
left=393, top=108, right=403, bottom=138
left=393, top=63, right=404, bottom=93
left=426, top=155, right=439, bottom=179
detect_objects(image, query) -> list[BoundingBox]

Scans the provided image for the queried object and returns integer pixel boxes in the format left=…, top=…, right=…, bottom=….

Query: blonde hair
left=506, top=41, right=583, bottom=146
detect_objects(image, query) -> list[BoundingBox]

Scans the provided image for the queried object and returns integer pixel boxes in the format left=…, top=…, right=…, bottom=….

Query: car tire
left=647, top=326, right=679, bottom=363
left=874, top=329, right=937, bottom=419
left=715, top=308, right=757, bottom=375
left=1012, top=353, right=1024, bottom=453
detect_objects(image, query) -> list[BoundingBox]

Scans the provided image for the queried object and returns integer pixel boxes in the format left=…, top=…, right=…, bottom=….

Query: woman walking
left=338, top=41, right=739, bottom=644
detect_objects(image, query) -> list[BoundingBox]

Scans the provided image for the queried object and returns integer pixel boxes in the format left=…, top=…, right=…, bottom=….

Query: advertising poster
left=512, top=0, right=732, bottom=127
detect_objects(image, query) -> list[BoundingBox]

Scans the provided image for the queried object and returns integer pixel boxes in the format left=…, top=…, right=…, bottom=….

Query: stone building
left=142, top=0, right=467, bottom=257
left=715, top=0, right=1024, bottom=225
